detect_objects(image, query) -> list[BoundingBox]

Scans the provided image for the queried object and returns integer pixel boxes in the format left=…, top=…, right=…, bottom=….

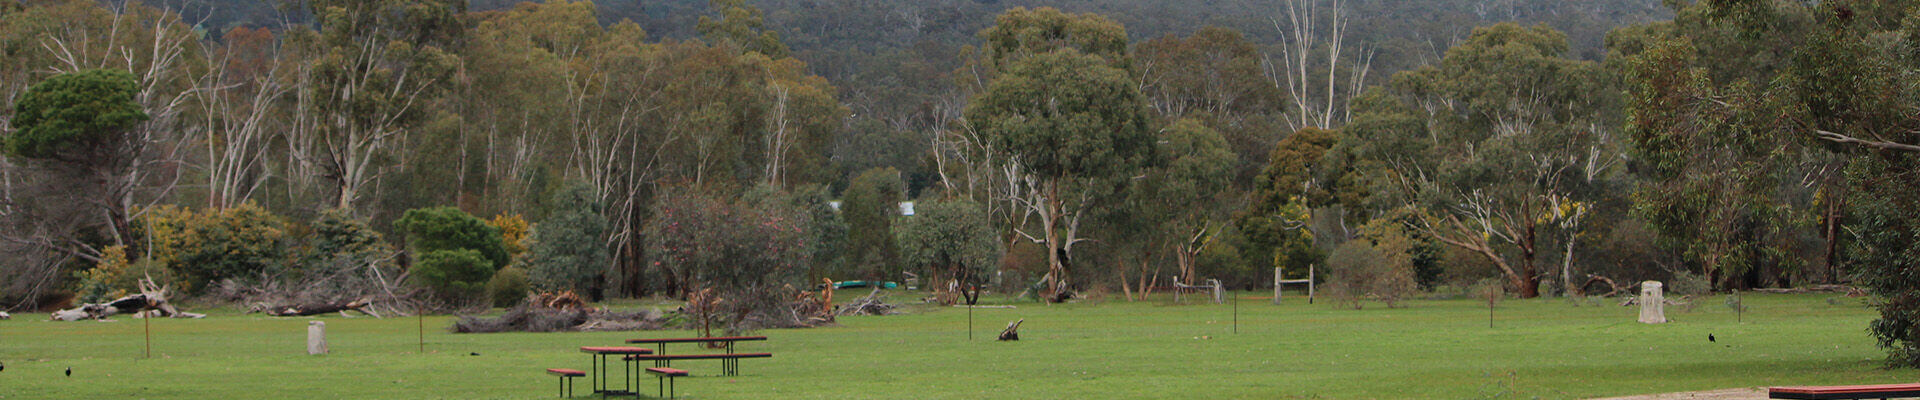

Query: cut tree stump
left=998, top=318, right=1023, bottom=341
left=264, top=297, right=378, bottom=317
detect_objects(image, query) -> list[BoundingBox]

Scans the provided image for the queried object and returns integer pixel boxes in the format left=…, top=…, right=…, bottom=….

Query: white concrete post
left=308, top=321, right=329, bottom=355
left=1639, top=281, right=1666, bottom=324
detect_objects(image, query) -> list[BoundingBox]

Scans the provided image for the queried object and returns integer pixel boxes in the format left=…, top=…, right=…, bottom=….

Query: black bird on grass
left=469, top=352, right=480, bottom=356
left=1708, top=334, right=1716, bottom=343
left=1, top=361, right=6, bottom=372
left=65, top=367, right=71, bottom=377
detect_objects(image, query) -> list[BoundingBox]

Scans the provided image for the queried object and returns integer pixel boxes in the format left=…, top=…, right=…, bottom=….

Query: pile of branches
left=791, top=285, right=834, bottom=325
left=51, top=277, right=204, bottom=321
left=214, top=254, right=423, bottom=317
left=452, top=292, right=666, bottom=333
left=733, top=284, right=846, bottom=330
left=529, top=291, right=591, bottom=311
left=834, top=289, right=897, bottom=316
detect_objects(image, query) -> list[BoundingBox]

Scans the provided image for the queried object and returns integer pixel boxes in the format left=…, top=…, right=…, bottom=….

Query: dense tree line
left=5, top=0, right=1920, bottom=365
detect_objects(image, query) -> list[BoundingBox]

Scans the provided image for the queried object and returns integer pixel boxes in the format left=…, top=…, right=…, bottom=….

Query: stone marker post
left=1639, top=281, right=1666, bottom=324
left=308, top=321, right=328, bottom=355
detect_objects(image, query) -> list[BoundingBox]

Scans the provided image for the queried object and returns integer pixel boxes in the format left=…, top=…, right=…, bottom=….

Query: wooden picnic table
left=578, top=346, right=653, bottom=396
left=625, top=335, right=767, bottom=354
left=1771, top=383, right=1920, bottom=399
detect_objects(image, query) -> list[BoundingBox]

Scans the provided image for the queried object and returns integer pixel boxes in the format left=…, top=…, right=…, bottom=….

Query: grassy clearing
left=0, top=292, right=1905, bottom=399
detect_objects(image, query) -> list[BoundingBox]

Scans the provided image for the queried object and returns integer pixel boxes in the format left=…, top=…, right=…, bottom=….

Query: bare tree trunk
left=1823, top=194, right=1844, bottom=283
left=1517, top=201, right=1539, bottom=298
left=763, top=79, right=794, bottom=186
left=1269, top=0, right=1371, bottom=131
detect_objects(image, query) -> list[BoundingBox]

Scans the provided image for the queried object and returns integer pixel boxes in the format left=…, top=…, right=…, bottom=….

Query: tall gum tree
left=292, top=0, right=463, bottom=212
left=1617, top=0, right=1920, bottom=365
left=965, top=48, right=1154, bottom=301
left=1353, top=23, right=1620, bottom=298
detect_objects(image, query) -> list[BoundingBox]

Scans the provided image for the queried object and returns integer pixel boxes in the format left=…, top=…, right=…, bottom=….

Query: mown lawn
left=0, top=292, right=1907, bottom=399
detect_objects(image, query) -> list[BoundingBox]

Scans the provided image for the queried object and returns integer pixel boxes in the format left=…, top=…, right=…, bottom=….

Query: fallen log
left=1581, top=274, right=1642, bottom=297
left=999, top=318, right=1023, bottom=341
left=0, top=311, right=10, bottom=320
left=50, top=278, right=201, bottom=321
left=1618, top=295, right=1690, bottom=307
left=263, top=297, right=378, bottom=317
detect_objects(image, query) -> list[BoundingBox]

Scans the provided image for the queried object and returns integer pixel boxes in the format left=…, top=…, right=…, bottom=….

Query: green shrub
left=525, top=186, right=609, bottom=295
left=1324, top=219, right=1420, bottom=309
left=1668, top=270, right=1711, bottom=296
left=413, top=249, right=495, bottom=303
left=894, top=198, right=999, bottom=304
left=139, top=202, right=290, bottom=292
left=394, top=207, right=509, bottom=268
left=486, top=266, right=531, bottom=308
left=309, top=208, right=389, bottom=261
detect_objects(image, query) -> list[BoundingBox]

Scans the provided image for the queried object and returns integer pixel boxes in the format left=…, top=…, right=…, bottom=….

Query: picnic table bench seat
left=624, top=353, right=773, bottom=376
left=543, top=368, right=585, bottom=397
left=577, top=346, right=654, bottom=354
left=647, top=367, right=690, bottom=399
left=1771, top=383, right=1920, bottom=399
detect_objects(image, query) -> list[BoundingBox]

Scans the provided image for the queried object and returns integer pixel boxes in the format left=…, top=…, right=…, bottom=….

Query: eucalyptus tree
left=1134, top=26, right=1289, bottom=187
left=1619, top=0, right=1920, bottom=365
left=1353, top=23, right=1620, bottom=298
left=1142, top=119, right=1237, bottom=286
left=965, top=44, right=1154, bottom=300
left=895, top=198, right=1000, bottom=304
left=289, top=0, right=463, bottom=211
left=1238, top=126, right=1339, bottom=278
left=843, top=168, right=904, bottom=280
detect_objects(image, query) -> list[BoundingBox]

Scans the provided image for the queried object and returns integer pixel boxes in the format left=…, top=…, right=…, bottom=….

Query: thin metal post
left=144, top=312, right=151, bottom=359
left=1489, top=287, right=1496, bottom=329
left=968, top=303, right=974, bottom=341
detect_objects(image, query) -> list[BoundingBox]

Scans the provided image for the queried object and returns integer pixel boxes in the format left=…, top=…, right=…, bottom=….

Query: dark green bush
left=486, top=266, right=531, bottom=308
left=394, top=207, right=509, bottom=268
left=413, top=249, right=495, bottom=303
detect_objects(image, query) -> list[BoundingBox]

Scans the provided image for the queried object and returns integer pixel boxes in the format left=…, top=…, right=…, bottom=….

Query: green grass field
left=0, top=292, right=1908, bottom=399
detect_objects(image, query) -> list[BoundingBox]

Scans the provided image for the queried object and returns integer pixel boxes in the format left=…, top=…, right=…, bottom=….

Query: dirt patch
left=1588, top=387, right=1765, bottom=400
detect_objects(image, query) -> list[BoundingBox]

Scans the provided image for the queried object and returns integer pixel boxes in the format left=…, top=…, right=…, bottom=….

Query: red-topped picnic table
left=1771, top=383, right=1920, bottom=399
left=577, top=346, right=653, bottom=396
left=624, top=336, right=772, bottom=376
left=626, top=336, right=767, bottom=354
